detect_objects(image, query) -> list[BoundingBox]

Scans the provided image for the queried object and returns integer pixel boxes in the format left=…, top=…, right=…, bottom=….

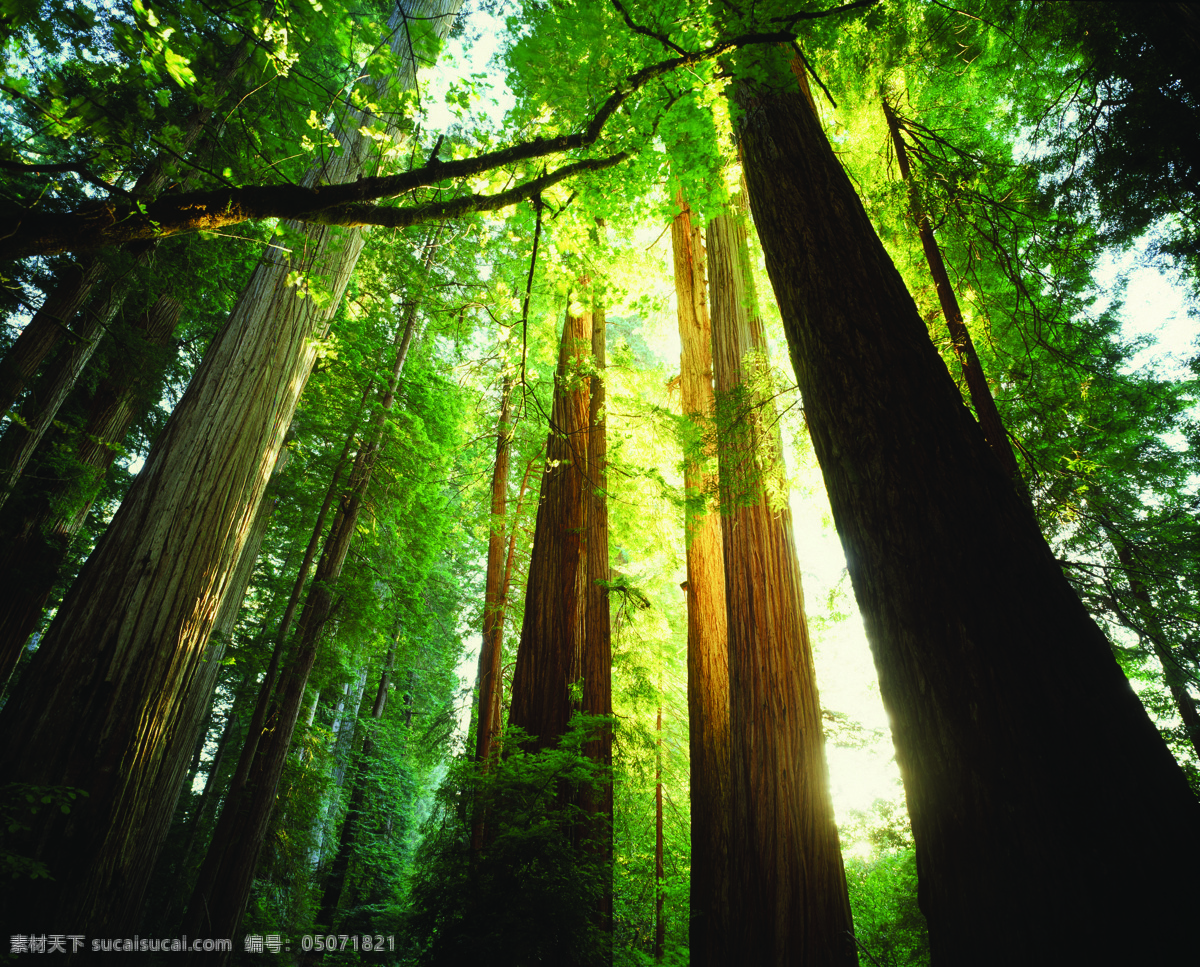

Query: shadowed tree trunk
left=733, top=48, right=1200, bottom=964
left=474, top=370, right=513, bottom=769
left=0, top=1, right=462, bottom=939
left=1106, top=528, right=1200, bottom=760
left=313, top=639, right=397, bottom=935
left=580, top=282, right=613, bottom=958
left=707, top=200, right=855, bottom=967
left=671, top=191, right=730, bottom=967
left=881, top=97, right=1021, bottom=483
left=0, top=294, right=183, bottom=686
left=508, top=305, right=591, bottom=750
left=184, top=242, right=434, bottom=955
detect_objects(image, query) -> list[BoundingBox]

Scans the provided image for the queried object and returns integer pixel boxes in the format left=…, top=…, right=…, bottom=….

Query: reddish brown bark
left=185, top=266, right=427, bottom=954
left=734, top=55, right=1200, bottom=962
left=508, top=307, right=591, bottom=750
left=708, top=203, right=855, bottom=967
left=670, top=191, right=730, bottom=967
left=580, top=285, right=613, bottom=956
left=474, top=374, right=513, bottom=772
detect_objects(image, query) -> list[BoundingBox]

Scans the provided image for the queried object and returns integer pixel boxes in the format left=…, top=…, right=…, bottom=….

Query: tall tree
left=508, top=304, right=591, bottom=750
left=732, top=39, right=1200, bottom=963
left=580, top=281, right=614, bottom=954
left=670, top=191, right=730, bottom=967
left=707, top=199, right=855, bottom=967
left=184, top=233, right=437, bottom=951
left=0, top=0, right=462, bottom=935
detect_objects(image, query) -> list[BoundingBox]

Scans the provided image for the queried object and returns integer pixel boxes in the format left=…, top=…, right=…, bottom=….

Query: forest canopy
left=1, top=1, right=1197, bottom=965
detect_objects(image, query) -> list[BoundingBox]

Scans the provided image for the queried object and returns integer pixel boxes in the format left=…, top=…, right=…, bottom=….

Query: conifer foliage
left=1, top=2, right=1198, bottom=964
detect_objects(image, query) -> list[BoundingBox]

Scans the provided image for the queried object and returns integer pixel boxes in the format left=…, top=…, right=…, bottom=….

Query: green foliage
left=845, top=850, right=930, bottom=967
left=405, top=718, right=613, bottom=966
left=0, top=784, right=88, bottom=879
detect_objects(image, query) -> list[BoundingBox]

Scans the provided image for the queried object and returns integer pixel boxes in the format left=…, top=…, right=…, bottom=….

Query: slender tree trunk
left=312, top=640, right=397, bottom=935
left=0, top=2, right=462, bottom=938
left=881, top=97, right=1021, bottom=484
left=580, top=283, right=613, bottom=957
left=508, top=306, right=591, bottom=750
left=707, top=201, right=855, bottom=967
left=184, top=255, right=429, bottom=956
left=474, top=371, right=513, bottom=769
left=653, top=692, right=665, bottom=964
left=0, top=293, right=182, bottom=685
left=733, top=53, right=1200, bottom=963
left=671, top=191, right=730, bottom=967
left=1108, top=534, right=1200, bottom=760
left=470, top=368, right=513, bottom=857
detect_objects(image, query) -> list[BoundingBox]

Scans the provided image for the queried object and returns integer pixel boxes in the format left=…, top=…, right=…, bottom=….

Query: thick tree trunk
left=0, top=294, right=183, bottom=685
left=707, top=203, right=855, bottom=967
left=734, top=59, right=1200, bottom=963
left=0, top=1, right=462, bottom=939
left=881, top=98, right=1021, bottom=483
left=508, top=306, right=591, bottom=750
left=671, top=192, right=730, bottom=967
left=184, top=267, right=429, bottom=955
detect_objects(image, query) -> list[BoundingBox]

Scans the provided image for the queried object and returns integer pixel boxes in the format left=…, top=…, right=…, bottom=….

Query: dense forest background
left=1, top=1, right=1198, bottom=964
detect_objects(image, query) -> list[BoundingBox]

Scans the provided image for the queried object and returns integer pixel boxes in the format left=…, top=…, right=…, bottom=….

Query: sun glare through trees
left=1, top=2, right=1198, bottom=965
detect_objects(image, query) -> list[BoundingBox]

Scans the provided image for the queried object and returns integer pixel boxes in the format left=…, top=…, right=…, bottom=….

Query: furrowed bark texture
left=186, top=254, right=430, bottom=956
left=474, top=372, right=513, bottom=770
left=707, top=205, right=854, bottom=967
left=881, top=98, right=1021, bottom=483
left=508, top=308, right=591, bottom=750
left=670, top=194, right=730, bottom=967
left=0, top=0, right=462, bottom=939
left=0, top=294, right=183, bottom=684
left=735, top=73, right=1200, bottom=963
left=580, top=286, right=613, bottom=952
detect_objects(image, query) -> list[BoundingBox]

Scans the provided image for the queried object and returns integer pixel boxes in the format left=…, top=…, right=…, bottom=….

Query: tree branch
left=0, top=27, right=799, bottom=261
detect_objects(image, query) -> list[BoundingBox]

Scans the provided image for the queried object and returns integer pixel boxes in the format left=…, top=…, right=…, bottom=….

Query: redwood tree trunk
left=0, top=294, right=183, bottom=684
left=671, top=192, right=730, bottom=967
left=734, top=54, right=1200, bottom=963
left=707, top=203, right=855, bottom=967
left=474, top=370, right=513, bottom=770
left=184, top=258, right=429, bottom=955
left=580, top=284, right=613, bottom=956
left=0, top=1, right=462, bottom=939
left=508, top=306, right=591, bottom=750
